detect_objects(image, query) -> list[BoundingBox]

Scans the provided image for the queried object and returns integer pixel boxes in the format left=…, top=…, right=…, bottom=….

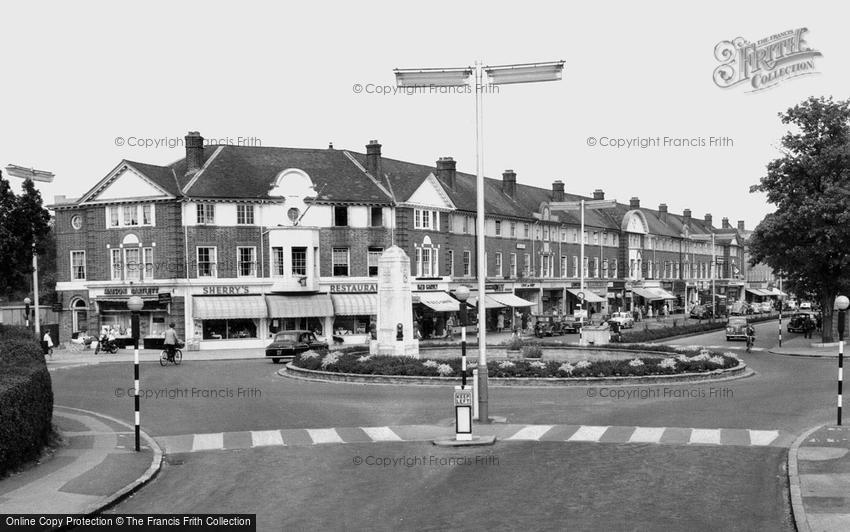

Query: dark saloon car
left=689, top=305, right=714, bottom=319
left=787, top=312, right=817, bottom=333
left=265, top=330, right=328, bottom=363
left=725, top=317, right=749, bottom=341
left=561, top=316, right=588, bottom=334
left=533, top=315, right=563, bottom=337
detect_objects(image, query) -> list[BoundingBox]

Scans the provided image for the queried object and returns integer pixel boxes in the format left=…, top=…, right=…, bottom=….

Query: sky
left=0, top=1, right=845, bottom=230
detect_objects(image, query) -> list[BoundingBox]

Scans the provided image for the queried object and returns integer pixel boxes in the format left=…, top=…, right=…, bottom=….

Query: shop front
left=566, top=288, right=605, bottom=316
left=631, top=283, right=677, bottom=316
left=412, top=289, right=460, bottom=339
left=266, top=292, right=334, bottom=343
left=92, top=285, right=175, bottom=349
left=514, top=282, right=542, bottom=315
left=191, top=294, right=268, bottom=350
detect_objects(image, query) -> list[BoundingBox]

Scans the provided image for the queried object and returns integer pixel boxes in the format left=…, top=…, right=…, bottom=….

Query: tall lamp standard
left=127, top=295, right=144, bottom=451
left=549, top=198, right=617, bottom=342
left=455, top=286, right=470, bottom=388
left=395, top=60, right=565, bottom=424
left=836, top=295, right=849, bottom=426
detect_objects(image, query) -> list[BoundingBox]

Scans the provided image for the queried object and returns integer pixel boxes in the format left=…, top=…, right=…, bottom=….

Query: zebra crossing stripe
left=628, top=426, right=665, bottom=443
left=689, top=428, right=722, bottom=445
left=361, top=426, right=403, bottom=442
left=568, top=426, right=609, bottom=442
left=251, top=430, right=284, bottom=447
left=192, top=433, right=223, bottom=452
left=307, top=428, right=344, bottom=444
left=507, top=425, right=554, bottom=441
left=748, top=430, right=779, bottom=446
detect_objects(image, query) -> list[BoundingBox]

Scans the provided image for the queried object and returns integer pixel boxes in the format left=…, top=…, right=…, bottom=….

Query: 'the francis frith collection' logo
left=713, top=28, right=822, bottom=92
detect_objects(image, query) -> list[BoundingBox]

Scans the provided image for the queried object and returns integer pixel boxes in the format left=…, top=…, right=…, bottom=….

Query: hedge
left=616, top=313, right=782, bottom=343
left=0, top=327, right=54, bottom=477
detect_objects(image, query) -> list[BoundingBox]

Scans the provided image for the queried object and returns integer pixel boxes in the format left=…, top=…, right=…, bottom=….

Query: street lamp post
left=127, top=295, right=144, bottom=451
left=395, top=59, right=564, bottom=424
left=836, top=295, right=849, bottom=426
left=32, top=242, right=40, bottom=337
left=455, top=286, right=470, bottom=389
left=549, top=198, right=617, bottom=343
left=778, top=276, right=783, bottom=348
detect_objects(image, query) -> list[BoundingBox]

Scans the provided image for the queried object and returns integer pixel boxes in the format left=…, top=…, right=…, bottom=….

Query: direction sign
left=576, top=291, right=585, bottom=302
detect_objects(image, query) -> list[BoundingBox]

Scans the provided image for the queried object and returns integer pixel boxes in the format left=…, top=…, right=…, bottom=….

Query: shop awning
left=414, top=291, right=460, bottom=312
left=331, top=294, right=378, bottom=316
left=746, top=288, right=772, bottom=297
left=631, top=287, right=677, bottom=301
left=265, top=294, right=334, bottom=318
left=566, top=289, right=605, bottom=303
left=193, top=295, right=267, bottom=320
left=468, top=296, right=504, bottom=309
left=489, top=293, right=534, bottom=307
left=767, top=288, right=787, bottom=297
left=95, top=297, right=167, bottom=312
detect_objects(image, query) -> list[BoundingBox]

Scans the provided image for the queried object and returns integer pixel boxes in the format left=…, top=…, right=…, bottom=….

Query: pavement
left=0, top=405, right=161, bottom=517
left=790, top=425, right=850, bottom=532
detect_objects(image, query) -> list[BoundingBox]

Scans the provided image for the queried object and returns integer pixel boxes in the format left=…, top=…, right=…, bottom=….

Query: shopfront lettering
left=330, top=283, right=378, bottom=293
left=201, top=286, right=251, bottom=295
left=104, top=287, right=159, bottom=295
left=416, top=283, right=438, bottom=291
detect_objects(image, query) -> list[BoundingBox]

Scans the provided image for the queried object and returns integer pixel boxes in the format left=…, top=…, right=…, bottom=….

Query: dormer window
left=197, top=203, right=215, bottom=224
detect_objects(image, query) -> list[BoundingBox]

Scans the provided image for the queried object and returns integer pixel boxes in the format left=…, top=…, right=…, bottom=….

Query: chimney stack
left=552, top=180, right=565, bottom=202
left=593, top=189, right=605, bottom=200
left=658, top=203, right=668, bottom=223
left=737, top=220, right=745, bottom=231
left=629, top=197, right=640, bottom=209
left=502, top=169, right=516, bottom=197
left=722, top=217, right=731, bottom=229
left=683, top=209, right=692, bottom=224
left=704, top=213, right=713, bottom=226
left=366, top=140, right=382, bottom=178
left=436, top=157, right=457, bottom=190
left=328, top=142, right=334, bottom=149
left=185, top=131, right=205, bottom=175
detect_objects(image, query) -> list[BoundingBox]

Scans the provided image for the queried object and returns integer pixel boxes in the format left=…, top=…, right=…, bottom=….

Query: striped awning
left=631, top=287, right=677, bottom=301
left=468, top=295, right=504, bottom=309
left=266, top=294, right=334, bottom=318
left=746, top=288, right=772, bottom=297
left=489, top=293, right=534, bottom=308
left=567, top=289, right=606, bottom=303
left=414, top=292, right=460, bottom=312
left=192, top=296, right=267, bottom=320
left=331, top=294, right=378, bottom=316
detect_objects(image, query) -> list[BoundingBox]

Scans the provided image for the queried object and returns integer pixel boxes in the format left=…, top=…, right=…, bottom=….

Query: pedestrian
left=803, top=317, right=813, bottom=339
left=663, top=304, right=669, bottom=318
left=816, top=313, right=822, bottom=332
left=445, top=314, right=455, bottom=340
left=497, top=311, right=505, bottom=333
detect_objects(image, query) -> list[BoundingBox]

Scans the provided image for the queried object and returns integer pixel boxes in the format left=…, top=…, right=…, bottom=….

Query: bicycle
left=160, top=346, right=183, bottom=366
left=745, top=334, right=755, bottom=353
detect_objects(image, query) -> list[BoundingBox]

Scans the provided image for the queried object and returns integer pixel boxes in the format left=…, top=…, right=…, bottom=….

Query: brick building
left=52, top=132, right=746, bottom=349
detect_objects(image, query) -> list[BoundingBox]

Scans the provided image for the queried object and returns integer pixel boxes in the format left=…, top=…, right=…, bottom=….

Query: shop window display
left=202, top=318, right=258, bottom=340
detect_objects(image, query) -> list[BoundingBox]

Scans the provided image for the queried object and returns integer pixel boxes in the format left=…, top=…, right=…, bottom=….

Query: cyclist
left=163, top=322, right=181, bottom=361
left=745, top=322, right=756, bottom=352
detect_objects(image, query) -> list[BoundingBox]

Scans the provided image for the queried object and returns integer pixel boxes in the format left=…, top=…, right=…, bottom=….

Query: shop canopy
left=566, top=288, right=606, bottom=303
left=193, top=295, right=267, bottom=320
left=266, top=294, right=334, bottom=318
left=414, top=291, right=460, bottom=312
left=489, top=292, right=534, bottom=307
left=767, top=287, right=787, bottom=297
left=468, top=295, right=504, bottom=309
left=331, top=294, right=378, bottom=316
left=630, top=287, right=677, bottom=301
left=746, top=288, right=773, bottom=297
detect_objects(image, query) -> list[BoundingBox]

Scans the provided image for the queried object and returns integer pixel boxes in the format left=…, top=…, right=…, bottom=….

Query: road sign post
left=454, top=386, right=473, bottom=441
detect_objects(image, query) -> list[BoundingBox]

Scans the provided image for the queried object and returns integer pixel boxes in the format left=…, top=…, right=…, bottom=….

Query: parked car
left=607, top=311, right=635, bottom=329
left=265, top=330, right=328, bottom=363
left=759, top=301, right=773, bottom=313
left=561, top=316, right=588, bottom=333
left=749, top=303, right=763, bottom=314
left=729, top=302, right=751, bottom=316
left=689, top=305, right=713, bottom=319
left=726, top=317, right=749, bottom=341
left=799, top=302, right=812, bottom=310
left=787, top=312, right=817, bottom=333
left=533, top=315, right=563, bottom=337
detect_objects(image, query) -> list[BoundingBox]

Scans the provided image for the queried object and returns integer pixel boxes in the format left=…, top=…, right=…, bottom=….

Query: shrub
left=505, top=336, right=524, bottom=351
left=521, top=345, right=543, bottom=358
left=0, top=333, right=53, bottom=477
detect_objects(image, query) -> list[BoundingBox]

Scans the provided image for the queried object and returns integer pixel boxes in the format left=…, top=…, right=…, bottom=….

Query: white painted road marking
left=307, top=428, right=344, bottom=444
left=508, top=425, right=554, bottom=441
left=251, top=430, right=284, bottom=447
left=628, top=426, right=666, bottom=443
left=192, top=433, right=223, bottom=452
left=749, top=430, right=779, bottom=446
left=361, top=426, right=403, bottom=442
left=568, top=426, right=609, bottom=442
left=689, top=428, right=722, bottom=445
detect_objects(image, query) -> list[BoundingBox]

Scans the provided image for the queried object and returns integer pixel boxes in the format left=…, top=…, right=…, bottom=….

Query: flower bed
left=292, top=346, right=739, bottom=379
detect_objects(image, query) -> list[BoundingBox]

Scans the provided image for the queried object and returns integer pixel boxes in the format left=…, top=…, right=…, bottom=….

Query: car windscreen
left=274, top=333, right=299, bottom=342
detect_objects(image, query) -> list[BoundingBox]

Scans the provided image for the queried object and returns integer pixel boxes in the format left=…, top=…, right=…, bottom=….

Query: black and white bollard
left=836, top=298, right=848, bottom=426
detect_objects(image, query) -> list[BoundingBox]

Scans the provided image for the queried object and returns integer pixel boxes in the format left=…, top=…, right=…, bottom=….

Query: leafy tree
left=748, top=96, right=850, bottom=342
left=0, top=175, right=52, bottom=302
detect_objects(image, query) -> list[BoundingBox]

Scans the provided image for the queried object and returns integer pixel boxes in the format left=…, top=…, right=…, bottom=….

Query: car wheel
left=272, top=358, right=280, bottom=364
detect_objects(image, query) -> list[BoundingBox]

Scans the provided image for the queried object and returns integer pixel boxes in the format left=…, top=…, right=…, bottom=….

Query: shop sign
left=519, top=282, right=537, bottom=288
left=104, top=286, right=160, bottom=296
left=516, top=243, right=526, bottom=249
left=201, top=285, right=251, bottom=295
left=158, top=292, right=172, bottom=304
left=329, top=283, right=377, bottom=293
left=416, top=283, right=439, bottom=291
left=485, top=283, right=504, bottom=292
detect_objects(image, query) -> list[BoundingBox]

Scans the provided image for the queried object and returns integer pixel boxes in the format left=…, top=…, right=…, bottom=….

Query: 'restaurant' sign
left=330, top=283, right=377, bottom=293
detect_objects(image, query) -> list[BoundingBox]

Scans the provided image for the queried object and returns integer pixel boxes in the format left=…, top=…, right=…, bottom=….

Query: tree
left=748, top=96, right=850, bottom=342
left=0, top=175, right=52, bottom=302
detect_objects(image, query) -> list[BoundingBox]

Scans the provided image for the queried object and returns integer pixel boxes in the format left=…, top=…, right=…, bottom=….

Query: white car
left=607, top=311, right=635, bottom=329
left=800, top=302, right=812, bottom=310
